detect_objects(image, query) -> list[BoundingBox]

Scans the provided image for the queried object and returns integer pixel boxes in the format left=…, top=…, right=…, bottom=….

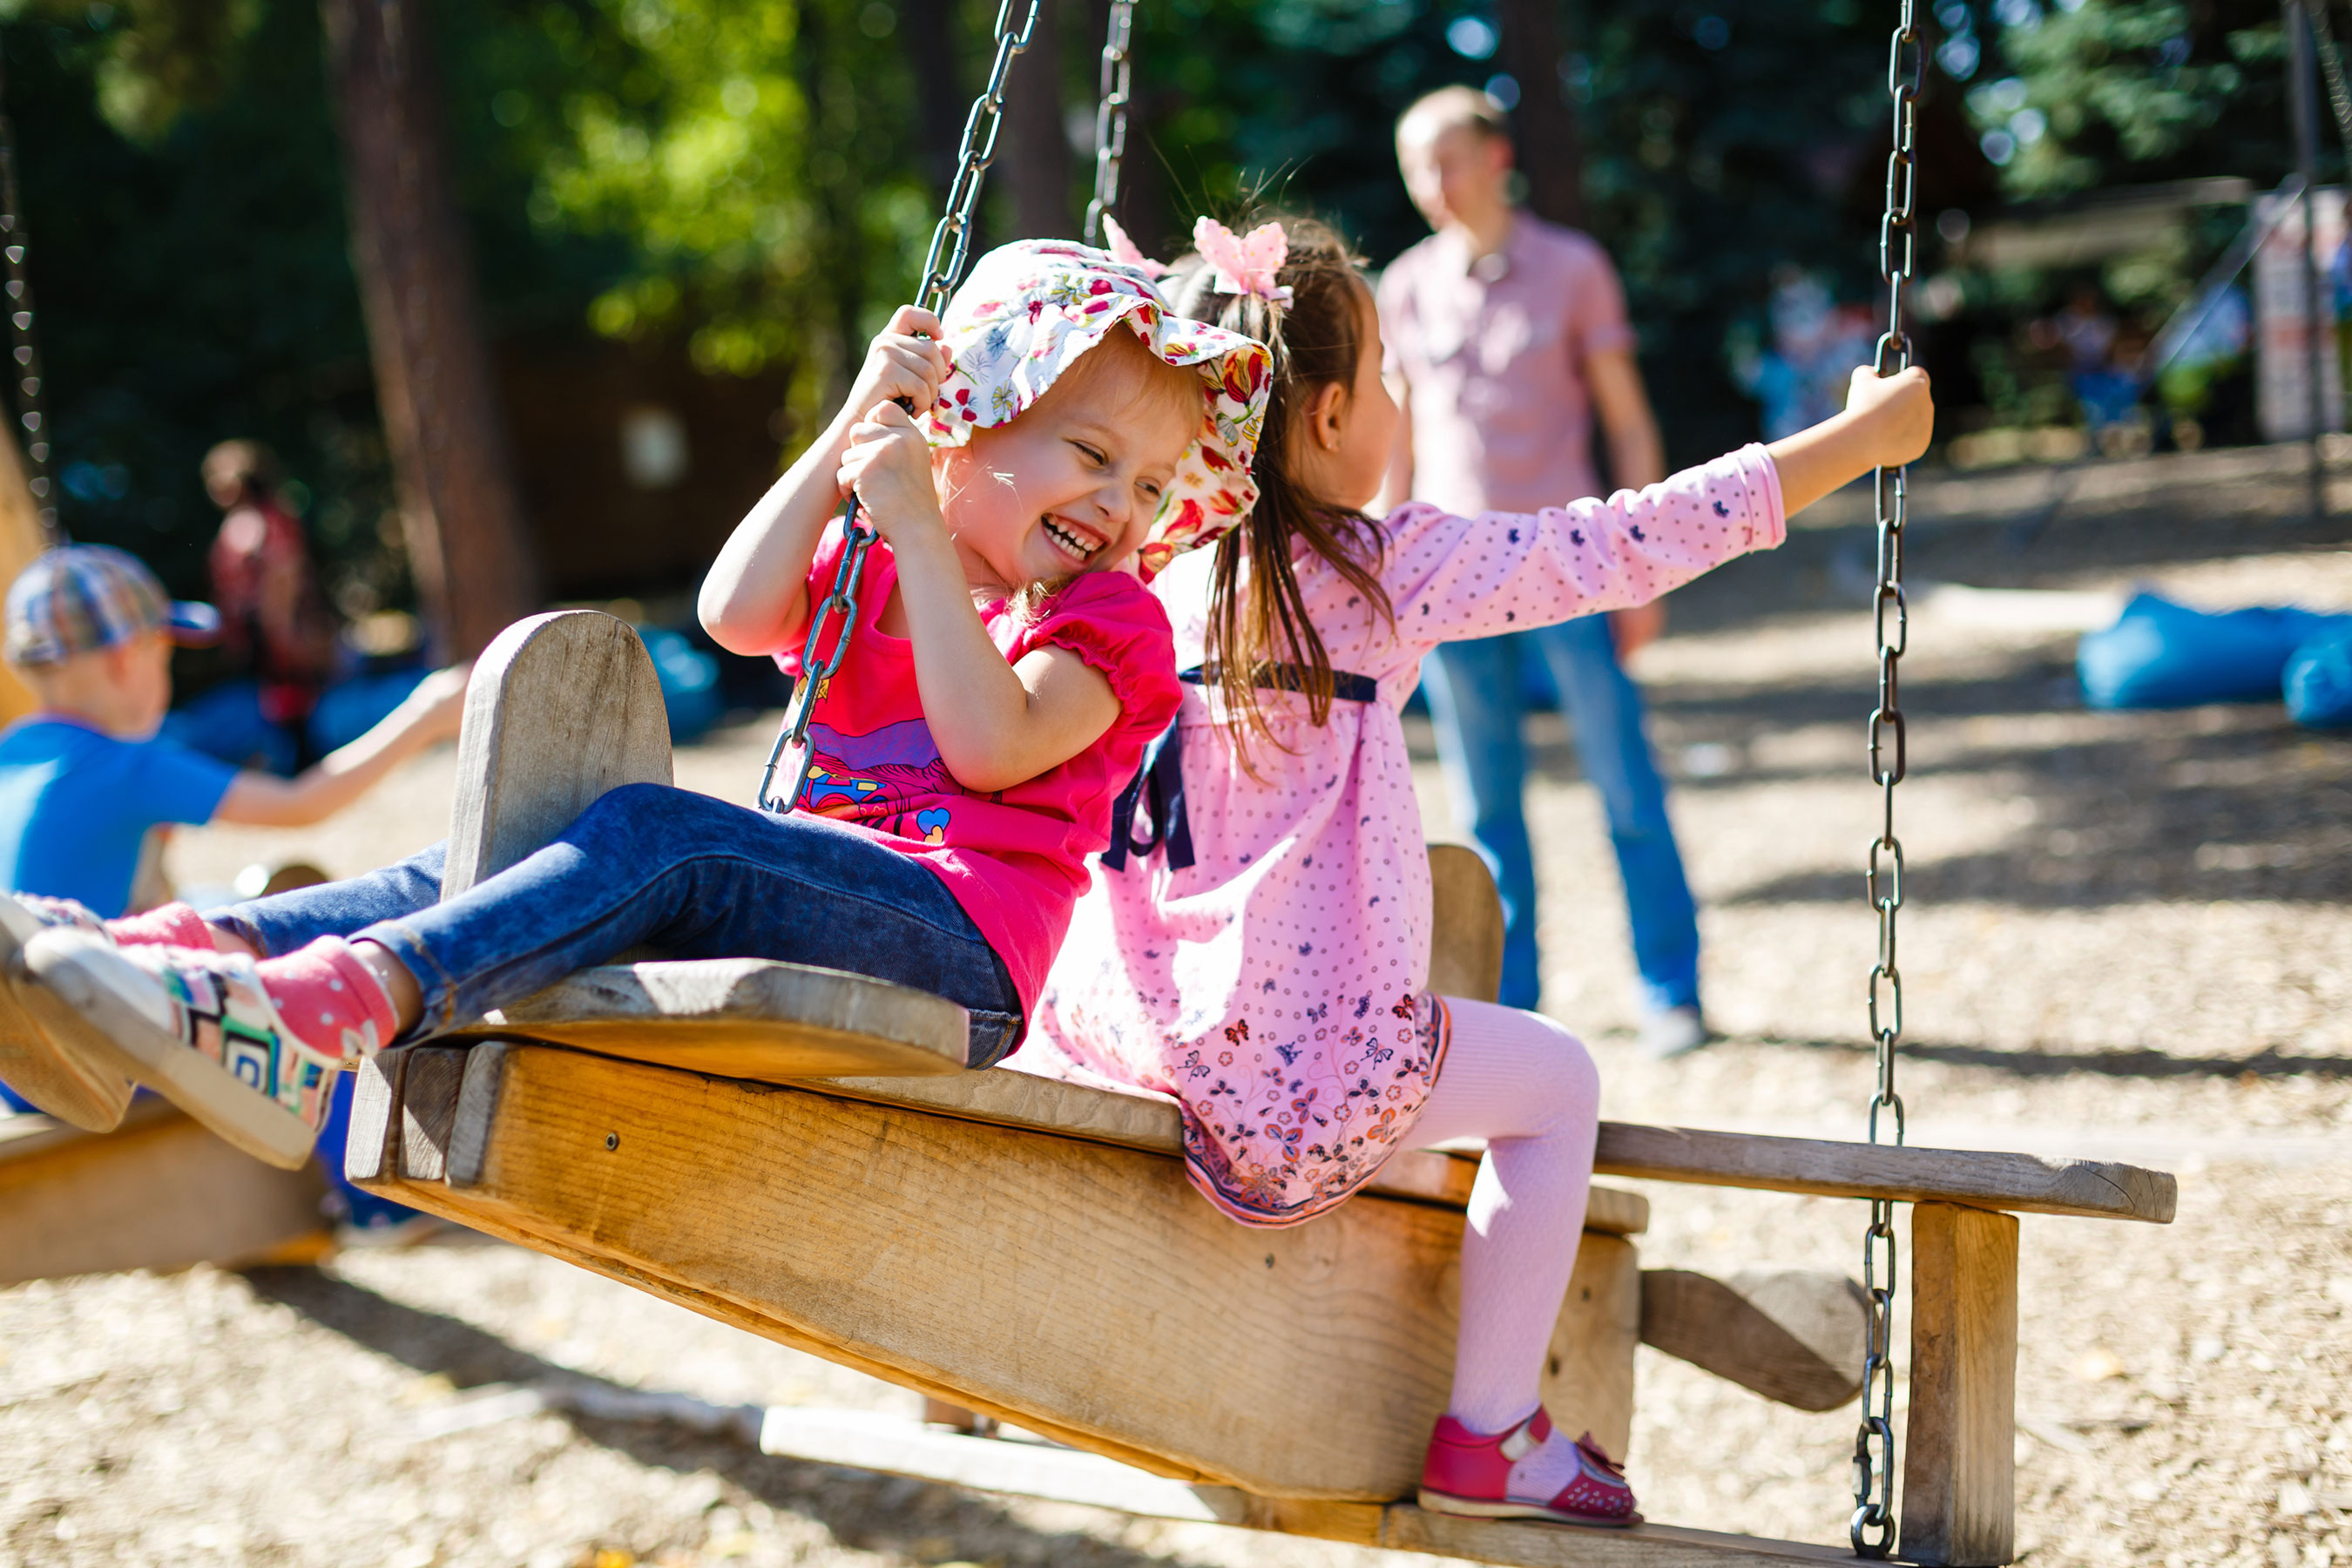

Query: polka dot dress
left=1026, top=446, right=1785, bottom=1227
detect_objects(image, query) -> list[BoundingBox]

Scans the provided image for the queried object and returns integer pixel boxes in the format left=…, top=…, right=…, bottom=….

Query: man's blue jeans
left=208, top=782, right=1024, bottom=1069
left=1421, top=614, right=1700, bottom=1015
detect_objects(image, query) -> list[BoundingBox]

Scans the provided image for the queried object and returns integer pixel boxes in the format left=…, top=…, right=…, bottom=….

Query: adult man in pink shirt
left=1377, top=85, right=1706, bottom=1058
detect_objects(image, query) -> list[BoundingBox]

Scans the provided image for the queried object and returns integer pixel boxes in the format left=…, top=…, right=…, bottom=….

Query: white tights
left=1412, top=996, right=1601, bottom=1436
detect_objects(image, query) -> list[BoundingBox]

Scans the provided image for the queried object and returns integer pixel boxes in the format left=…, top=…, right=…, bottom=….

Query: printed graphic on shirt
left=797, top=717, right=963, bottom=845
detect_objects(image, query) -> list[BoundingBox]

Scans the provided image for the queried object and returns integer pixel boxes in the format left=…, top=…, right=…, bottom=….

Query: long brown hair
left=1160, top=214, right=1394, bottom=762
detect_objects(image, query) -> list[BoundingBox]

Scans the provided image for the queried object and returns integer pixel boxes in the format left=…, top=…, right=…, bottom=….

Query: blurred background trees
left=0, top=0, right=2331, bottom=632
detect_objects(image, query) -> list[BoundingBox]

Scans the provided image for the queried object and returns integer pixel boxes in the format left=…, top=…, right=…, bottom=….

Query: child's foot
left=20, top=932, right=395, bottom=1169
left=0, top=896, right=224, bottom=1131
left=1417, top=1409, right=1641, bottom=1528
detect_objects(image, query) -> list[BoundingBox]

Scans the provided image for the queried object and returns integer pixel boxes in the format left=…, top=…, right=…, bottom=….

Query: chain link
left=759, top=0, right=1044, bottom=814
left=1849, top=0, right=1917, bottom=1554
left=1082, top=0, right=1134, bottom=246
left=0, top=51, right=57, bottom=545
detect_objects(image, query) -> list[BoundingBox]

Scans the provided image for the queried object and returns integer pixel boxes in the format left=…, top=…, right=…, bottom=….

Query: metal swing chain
left=1850, top=0, right=1917, bottom=1555
left=0, top=52, right=57, bottom=545
left=758, top=0, right=1044, bottom=814
left=1082, top=0, right=1135, bottom=246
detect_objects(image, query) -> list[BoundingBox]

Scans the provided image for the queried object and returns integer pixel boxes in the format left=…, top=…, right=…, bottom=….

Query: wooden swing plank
left=350, top=1038, right=1642, bottom=1500
left=745, top=1409, right=1857, bottom=1566
left=454, top=958, right=970, bottom=1081
left=1636, top=1269, right=1869, bottom=1413
left=1900, top=1203, right=2018, bottom=1567
left=1593, top=1122, right=2174, bottom=1224
left=804, top=1061, right=1651, bottom=1233
left=0, top=1102, right=328, bottom=1285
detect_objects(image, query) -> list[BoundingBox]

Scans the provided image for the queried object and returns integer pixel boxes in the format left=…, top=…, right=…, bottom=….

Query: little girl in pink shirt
left=0, top=241, right=1271, bottom=1169
left=1034, top=214, right=1933, bottom=1527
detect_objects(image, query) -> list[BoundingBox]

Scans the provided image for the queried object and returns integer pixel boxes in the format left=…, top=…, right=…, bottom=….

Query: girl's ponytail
left=1161, top=215, right=1395, bottom=765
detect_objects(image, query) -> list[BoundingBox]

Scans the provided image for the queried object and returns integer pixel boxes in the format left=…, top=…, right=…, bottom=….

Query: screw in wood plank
left=605, top=1132, right=619, bottom=1151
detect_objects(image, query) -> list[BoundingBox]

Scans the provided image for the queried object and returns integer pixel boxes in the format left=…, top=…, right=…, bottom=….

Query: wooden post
left=320, top=0, right=543, bottom=659
left=1901, top=1202, right=2018, bottom=1566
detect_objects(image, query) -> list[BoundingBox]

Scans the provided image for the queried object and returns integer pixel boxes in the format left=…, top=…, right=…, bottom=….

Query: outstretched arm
left=700, top=306, right=955, bottom=659
left=214, top=664, right=470, bottom=827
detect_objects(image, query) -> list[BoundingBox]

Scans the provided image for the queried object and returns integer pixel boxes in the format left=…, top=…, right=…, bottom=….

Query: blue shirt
left=0, top=718, right=238, bottom=918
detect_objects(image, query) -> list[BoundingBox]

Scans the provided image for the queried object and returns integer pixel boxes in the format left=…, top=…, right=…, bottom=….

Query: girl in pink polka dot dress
left=1031, top=214, right=1932, bottom=1527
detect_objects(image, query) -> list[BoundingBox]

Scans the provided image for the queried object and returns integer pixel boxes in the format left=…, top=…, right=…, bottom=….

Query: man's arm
left=214, top=665, right=469, bottom=828
left=1585, top=345, right=1670, bottom=657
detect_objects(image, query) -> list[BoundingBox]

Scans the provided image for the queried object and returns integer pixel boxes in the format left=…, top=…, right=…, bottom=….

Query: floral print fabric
left=926, top=240, right=1272, bottom=578
left=1029, top=447, right=1787, bottom=1227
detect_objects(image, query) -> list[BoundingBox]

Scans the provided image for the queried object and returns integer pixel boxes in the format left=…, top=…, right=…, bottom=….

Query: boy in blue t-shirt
left=0, top=545, right=463, bottom=1130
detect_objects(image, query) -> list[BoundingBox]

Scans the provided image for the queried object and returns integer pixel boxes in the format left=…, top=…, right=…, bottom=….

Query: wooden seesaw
left=348, top=611, right=2175, bottom=1568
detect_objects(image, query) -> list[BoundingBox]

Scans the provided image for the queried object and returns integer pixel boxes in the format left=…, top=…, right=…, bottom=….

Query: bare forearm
left=699, top=414, right=856, bottom=658
left=1765, top=409, right=1886, bottom=517
left=218, top=713, right=432, bottom=827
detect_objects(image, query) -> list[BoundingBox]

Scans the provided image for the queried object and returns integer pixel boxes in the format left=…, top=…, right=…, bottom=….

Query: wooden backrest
left=444, top=610, right=673, bottom=897
left=1425, top=843, right=1504, bottom=1004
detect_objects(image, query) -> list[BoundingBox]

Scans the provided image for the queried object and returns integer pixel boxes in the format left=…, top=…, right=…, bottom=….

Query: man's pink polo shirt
left=1376, top=213, right=1638, bottom=516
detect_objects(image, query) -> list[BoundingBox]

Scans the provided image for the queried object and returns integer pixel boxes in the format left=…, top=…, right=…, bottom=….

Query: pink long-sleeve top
left=1027, top=445, right=1786, bottom=1227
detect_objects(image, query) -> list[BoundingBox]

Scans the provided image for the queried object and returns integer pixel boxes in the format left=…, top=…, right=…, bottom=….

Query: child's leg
left=1411, top=996, right=1601, bottom=1433
left=202, top=845, right=448, bottom=957
left=1410, top=997, right=1633, bottom=1524
left=22, top=784, right=1020, bottom=1165
left=358, top=783, right=1018, bottom=1057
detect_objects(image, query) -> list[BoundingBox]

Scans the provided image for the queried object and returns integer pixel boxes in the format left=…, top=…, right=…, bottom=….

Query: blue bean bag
left=2285, top=624, right=2352, bottom=729
left=2078, top=593, right=2348, bottom=710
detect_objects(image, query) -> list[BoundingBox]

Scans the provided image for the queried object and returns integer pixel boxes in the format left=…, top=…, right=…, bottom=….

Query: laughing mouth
left=1042, top=516, right=1105, bottom=564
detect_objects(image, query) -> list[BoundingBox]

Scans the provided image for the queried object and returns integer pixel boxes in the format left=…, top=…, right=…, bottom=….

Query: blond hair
left=1396, top=84, right=1511, bottom=147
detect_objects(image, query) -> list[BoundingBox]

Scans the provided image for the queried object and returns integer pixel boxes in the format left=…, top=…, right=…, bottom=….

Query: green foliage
left=1972, top=0, right=2294, bottom=199
left=528, top=0, right=932, bottom=393
left=7, top=0, right=2306, bottom=606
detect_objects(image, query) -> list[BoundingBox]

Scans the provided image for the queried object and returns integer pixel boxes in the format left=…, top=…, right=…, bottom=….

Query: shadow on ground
left=240, top=1267, right=1180, bottom=1568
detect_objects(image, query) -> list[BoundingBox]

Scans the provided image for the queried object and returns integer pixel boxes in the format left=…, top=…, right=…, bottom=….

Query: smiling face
left=934, top=328, right=1202, bottom=595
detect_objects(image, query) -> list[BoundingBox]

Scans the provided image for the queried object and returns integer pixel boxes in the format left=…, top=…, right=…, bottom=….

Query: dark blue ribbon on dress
left=1103, top=663, right=1381, bottom=872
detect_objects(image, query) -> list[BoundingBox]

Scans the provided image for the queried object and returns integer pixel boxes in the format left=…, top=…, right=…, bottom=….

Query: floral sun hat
left=925, top=239, right=1272, bottom=578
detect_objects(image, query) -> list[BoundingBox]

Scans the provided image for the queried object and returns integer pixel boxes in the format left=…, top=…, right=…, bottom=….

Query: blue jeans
left=210, top=783, right=1024, bottom=1069
left=1421, top=615, right=1700, bottom=1015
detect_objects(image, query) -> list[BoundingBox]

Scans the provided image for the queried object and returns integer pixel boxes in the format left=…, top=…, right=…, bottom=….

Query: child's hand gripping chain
left=747, top=305, right=957, bottom=811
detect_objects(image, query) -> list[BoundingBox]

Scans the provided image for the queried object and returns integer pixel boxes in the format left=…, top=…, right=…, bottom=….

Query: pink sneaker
left=1417, top=1409, right=1641, bottom=1528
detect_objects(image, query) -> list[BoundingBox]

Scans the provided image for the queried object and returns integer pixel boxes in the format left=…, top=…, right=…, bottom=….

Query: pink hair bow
left=1101, top=215, right=1169, bottom=278
left=1193, top=217, right=1294, bottom=306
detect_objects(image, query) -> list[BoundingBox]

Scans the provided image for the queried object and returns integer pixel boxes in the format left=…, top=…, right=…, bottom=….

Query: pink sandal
left=1417, top=1409, right=1642, bottom=1528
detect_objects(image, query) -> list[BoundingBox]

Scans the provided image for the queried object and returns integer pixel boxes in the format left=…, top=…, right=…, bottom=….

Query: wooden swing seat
left=0, top=1098, right=329, bottom=1284
left=345, top=612, right=2175, bottom=1567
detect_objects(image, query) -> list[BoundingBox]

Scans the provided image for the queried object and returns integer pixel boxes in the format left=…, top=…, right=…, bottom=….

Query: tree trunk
left=901, top=0, right=966, bottom=205
left=320, top=0, right=541, bottom=661
left=1000, top=0, right=1070, bottom=240
left=1497, top=0, right=1583, bottom=228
